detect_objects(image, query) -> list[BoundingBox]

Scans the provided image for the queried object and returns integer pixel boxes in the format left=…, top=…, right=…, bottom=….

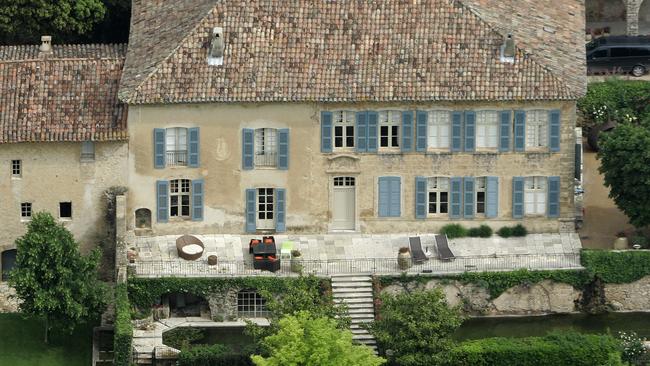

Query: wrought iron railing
left=166, top=150, right=188, bottom=166
left=254, top=152, right=277, bottom=167
left=129, top=253, right=582, bottom=278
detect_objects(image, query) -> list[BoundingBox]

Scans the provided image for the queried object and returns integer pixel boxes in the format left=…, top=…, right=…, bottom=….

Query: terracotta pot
left=398, top=251, right=412, bottom=270
left=613, top=237, right=629, bottom=250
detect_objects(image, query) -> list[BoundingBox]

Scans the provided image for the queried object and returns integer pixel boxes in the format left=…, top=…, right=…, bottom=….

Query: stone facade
left=605, top=275, right=650, bottom=311
left=0, top=142, right=128, bottom=277
left=586, top=0, right=649, bottom=35
left=127, top=100, right=576, bottom=236
left=207, top=289, right=239, bottom=321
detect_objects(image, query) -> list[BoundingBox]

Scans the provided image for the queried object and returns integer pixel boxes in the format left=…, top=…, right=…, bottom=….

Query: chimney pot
left=503, top=34, right=515, bottom=58
left=39, top=35, right=53, bottom=53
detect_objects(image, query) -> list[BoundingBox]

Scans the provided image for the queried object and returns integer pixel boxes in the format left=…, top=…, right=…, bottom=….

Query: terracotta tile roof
left=0, top=44, right=128, bottom=143
left=119, top=0, right=583, bottom=105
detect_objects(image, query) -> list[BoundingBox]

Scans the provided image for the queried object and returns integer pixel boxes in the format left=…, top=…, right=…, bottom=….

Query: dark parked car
left=586, top=36, right=650, bottom=77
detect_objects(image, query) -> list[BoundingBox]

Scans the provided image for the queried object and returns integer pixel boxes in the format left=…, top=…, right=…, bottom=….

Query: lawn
left=0, top=313, right=94, bottom=366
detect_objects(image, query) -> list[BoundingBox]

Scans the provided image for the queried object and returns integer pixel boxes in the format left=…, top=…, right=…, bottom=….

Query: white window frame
left=427, top=110, right=450, bottom=149
left=236, top=290, right=270, bottom=318
left=333, top=111, right=355, bottom=149
left=378, top=110, right=400, bottom=148
left=427, top=177, right=450, bottom=215
left=476, top=111, right=499, bottom=149
left=526, top=110, right=549, bottom=149
left=11, top=159, right=21, bottom=178
left=524, top=176, right=547, bottom=215
left=166, top=127, right=188, bottom=166
left=21, top=202, right=32, bottom=220
left=475, top=177, right=487, bottom=215
left=254, top=128, right=278, bottom=168
left=169, top=179, right=191, bottom=218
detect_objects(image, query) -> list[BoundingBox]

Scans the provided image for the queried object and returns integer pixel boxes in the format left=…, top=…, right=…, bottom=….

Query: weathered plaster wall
left=127, top=101, right=576, bottom=236
left=0, top=141, right=128, bottom=264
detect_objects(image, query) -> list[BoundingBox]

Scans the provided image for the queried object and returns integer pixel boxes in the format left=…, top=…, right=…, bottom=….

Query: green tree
left=9, top=212, right=107, bottom=343
left=251, top=311, right=385, bottom=366
left=0, top=0, right=106, bottom=44
left=368, top=289, right=464, bottom=366
left=598, top=122, right=650, bottom=227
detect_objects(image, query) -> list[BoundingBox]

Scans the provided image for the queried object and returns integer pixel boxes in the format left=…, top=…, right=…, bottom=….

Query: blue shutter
left=389, top=177, right=401, bottom=217
left=156, top=180, right=169, bottom=223
left=464, top=111, right=476, bottom=152
left=401, top=111, right=413, bottom=152
left=191, top=179, right=204, bottom=221
left=514, top=111, right=526, bottom=152
left=276, top=188, right=286, bottom=232
left=549, top=110, right=561, bottom=152
left=245, top=189, right=256, bottom=233
left=188, top=127, right=200, bottom=167
left=486, top=176, right=499, bottom=218
left=278, top=128, right=289, bottom=170
left=242, top=128, right=254, bottom=170
left=367, top=111, right=378, bottom=153
left=512, top=177, right=524, bottom=219
left=321, top=111, right=333, bottom=153
left=154, top=128, right=166, bottom=169
left=378, top=177, right=390, bottom=217
left=451, top=111, right=463, bottom=152
left=499, top=111, right=511, bottom=152
left=548, top=176, right=560, bottom=218
left=416, top=111, right=428, bottom=152
left=463, top=177, right=475, bottom=219
left=415, top=177, right=427, bottom=219
left=450, top=177, right=462, bottom=219
left=356, top=112, right=368, bottom=152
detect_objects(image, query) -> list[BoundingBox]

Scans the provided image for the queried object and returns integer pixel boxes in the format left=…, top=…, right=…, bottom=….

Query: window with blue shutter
left=321, top=111, right=333, bottom=153
left=245, top=189, right=256, bottom=233
left=278, top=129, right=289, bottom=170
left=415, top=177, right=427, bottom=219
left=416, top=111, right=428, bottom=152
left=156, top=180, right=169, bottom=223
left=549, top=110, right=561, bottom=152
left=450, top=177, right=462, bottom=219
left=191, top=179, right=204, bottom=221
left=188, top=127, right=200, bottom=168
left=242, top=129, right=254, bottom=170
left=154, top=129, right=166, bottom=169
left=547, top=176, right=560, bottom=218
left=451, top=112, right=463, bottom=152
left=402, top=111, right=413, bottom=152
left=464, top=111, right=476, bottom=152
left=499, top=111, right=511, bottom=152
left=514, top=111, right=526, bottom=152
left=367, top=112, right=379, bottom=153
left=378, top=177, right=401, bottom=217
left=356, top=112, right=368, bottom=152
left=486, top=176, right=499, bottom=218
left=276, top=188, right=286, bottom=232
left=512, top=177, right=524, bottom=218
left=463, top=177, right=475, bottom=218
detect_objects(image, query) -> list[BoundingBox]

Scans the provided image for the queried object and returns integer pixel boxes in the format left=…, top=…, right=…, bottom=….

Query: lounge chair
left=435, top=234, right=455, bottom=261
left=409, top=237, right=428, bottom=264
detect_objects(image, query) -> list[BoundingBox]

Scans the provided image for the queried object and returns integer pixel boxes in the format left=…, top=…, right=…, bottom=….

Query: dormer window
left=500, top=34, right=515, bottom=63
left=208, top=27, right=224, bottom=66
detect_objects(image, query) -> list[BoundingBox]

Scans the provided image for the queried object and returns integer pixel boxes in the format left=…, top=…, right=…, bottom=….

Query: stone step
left=331, top=276, right=373, bottom=282
left=333, top=292, right=372, bottom=298
left=331, top=281, right=373, bottom=288
left=351, top=317, right=374, bottom=324
left=333, top=297, right=374, bottom=304
left=350, top=323, right=371, bottom=329
left=340, top=301, right=375, bottom=308
left=331, top=287, right=373, bottom=294
left=352, top=334, right=376, bottom=341
left=351, top=328, right=371, bottom=334
left=347, top=307, right=375, bottom=314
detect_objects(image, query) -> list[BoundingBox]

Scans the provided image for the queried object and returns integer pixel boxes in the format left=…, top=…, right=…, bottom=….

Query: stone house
left=586, top=0, right=649, bottom=36
left=118, top=0, right=586, bottom=237
left=0, top=40, right=129, bottom=279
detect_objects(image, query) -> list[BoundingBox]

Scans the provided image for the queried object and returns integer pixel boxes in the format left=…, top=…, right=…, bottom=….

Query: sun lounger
left=435, top=234, right=455, bottom=261
left=409, top=237, right=428, bottom=264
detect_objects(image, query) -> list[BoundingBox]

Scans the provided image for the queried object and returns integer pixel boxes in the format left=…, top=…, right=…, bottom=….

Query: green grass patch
left=0, top=313, right=94, bottom=366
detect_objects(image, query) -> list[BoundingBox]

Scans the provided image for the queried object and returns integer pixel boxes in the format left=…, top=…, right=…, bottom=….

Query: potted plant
left=397, top=247, right=411, bottom=270
left=614, top=231, right=629, bottom=250
left=290, top=249, right=303, bottom=273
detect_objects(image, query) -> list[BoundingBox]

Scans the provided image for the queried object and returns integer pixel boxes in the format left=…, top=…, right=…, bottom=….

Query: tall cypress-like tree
left=9, top=212, right=106, bottom=343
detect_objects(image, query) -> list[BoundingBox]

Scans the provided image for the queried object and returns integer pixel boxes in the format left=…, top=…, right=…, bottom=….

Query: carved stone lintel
left=326, top=154, right=361, bottom=174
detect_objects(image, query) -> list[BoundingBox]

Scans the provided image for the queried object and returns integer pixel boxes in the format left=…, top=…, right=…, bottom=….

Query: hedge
left=114, top=283, right=133, bottom=366
left=178, top=344, right=254, bottom=366
left=447, top=332, right=622, bottom=366
left=581, top=249, right=650, bottom=283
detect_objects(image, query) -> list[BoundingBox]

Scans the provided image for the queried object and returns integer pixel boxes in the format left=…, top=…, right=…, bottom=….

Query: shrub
left=163, top=327, right=206, bottom=350
left=114, top=283, right=133, bottom=366
left=511, top=224, right=528, bottom=237
left=497, top=227, right=512, bottom=238
left=441, top=224, right=468, bottom=239
left=630, top=235, right=649, bottom=249
left=178, top=344, right=253, bottom=366
left=447, top=331, right=622, bottom=366
left=577, top=79, right=650, bottom=130
left=477, top=225, right=493, bottom=238
left=581, top=250, right=650, bottom=283
left=618, top=331, right=648, bottom=365
left=467, top=228, right=481, bottom=237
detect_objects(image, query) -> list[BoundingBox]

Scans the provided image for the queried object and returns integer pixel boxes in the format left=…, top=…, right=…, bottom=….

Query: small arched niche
left=135, top=208, right=152, bottom=229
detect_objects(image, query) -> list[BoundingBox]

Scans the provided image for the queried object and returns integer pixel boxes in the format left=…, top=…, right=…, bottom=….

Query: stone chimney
left=39, top=36, right=53, bottom=54
left=500, top=33, right=515, bottom=63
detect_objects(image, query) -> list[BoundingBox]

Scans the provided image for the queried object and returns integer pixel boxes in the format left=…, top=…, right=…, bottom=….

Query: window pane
left=181, top=206, right=190, bottom=216
left=611, top=48, right=630, bottom=57
left=440, top=202, right=448, bottom=214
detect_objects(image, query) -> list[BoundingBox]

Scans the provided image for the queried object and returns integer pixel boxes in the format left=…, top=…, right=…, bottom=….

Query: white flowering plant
left=618, top=331, right=648, bottom=365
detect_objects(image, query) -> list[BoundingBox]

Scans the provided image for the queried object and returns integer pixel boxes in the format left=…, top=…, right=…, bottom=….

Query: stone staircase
left=331, top=274, right=377, bottom=353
